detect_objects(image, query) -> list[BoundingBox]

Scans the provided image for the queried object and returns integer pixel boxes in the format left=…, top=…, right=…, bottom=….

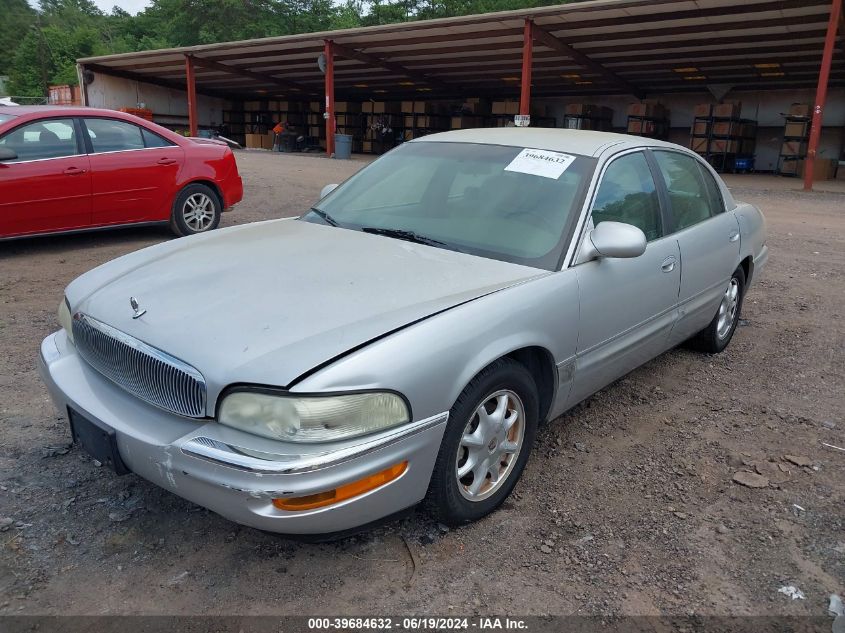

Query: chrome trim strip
left=180, top=412, right=449, bottom=474
left=72, top=313, right=207, bottom=418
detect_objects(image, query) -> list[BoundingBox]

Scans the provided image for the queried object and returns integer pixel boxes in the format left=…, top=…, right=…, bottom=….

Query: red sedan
left=0, top=106, right=243, bottom=239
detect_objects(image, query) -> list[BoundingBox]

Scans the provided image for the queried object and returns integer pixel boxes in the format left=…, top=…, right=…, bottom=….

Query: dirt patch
left=0, top=151, right=842, bottom=616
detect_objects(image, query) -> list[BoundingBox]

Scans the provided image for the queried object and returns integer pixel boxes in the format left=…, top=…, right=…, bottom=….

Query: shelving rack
left=777, top=114, right=810, bottom=176
left=690, top=114, right=757, bottom=173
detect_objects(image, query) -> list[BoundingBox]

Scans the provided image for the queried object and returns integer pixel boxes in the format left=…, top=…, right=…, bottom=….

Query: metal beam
left=804, top=0, right=842, bottom=190
left=189, top=55, right=316, bottom=96
left=185, top=55, right=198, bottom=136
left=83, top=63, right=228, bottom=98
left=325, top=40, right=335, bottom=158
left=531, top=23, right=644, bottom=98
left=520, top=19, right=533, bottom=117
left=330, top=41, right=449, bottom=91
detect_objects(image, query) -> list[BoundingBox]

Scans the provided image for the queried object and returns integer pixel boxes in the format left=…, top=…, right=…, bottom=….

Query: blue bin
left=335, top=134, right=353, bottom=159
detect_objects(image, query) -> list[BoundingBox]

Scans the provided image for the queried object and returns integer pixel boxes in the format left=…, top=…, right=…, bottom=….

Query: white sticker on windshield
left=504, top=148, right=576, bottom=180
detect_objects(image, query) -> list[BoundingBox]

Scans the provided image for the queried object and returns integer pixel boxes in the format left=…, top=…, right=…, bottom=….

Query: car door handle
left=63, top=166, right=86, bottom=175
left=157, top=157, right=177, bottom=165
left=729, top=232, right=740, bottom=242
left=661, top=256, right=676, bottom=273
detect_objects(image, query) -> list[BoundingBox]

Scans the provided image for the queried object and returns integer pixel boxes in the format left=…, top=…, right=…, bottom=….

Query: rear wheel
left=170, top=184, right=221, bottom=237
left=425, top=358, right=538, bottom=525
left=688, top=266, right=746, bottom=353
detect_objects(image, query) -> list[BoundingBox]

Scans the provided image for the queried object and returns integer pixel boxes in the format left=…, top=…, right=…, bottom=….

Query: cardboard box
left=308, top=126, right=323, bottom=138
left=627, top=102, right=666, bottom=118
left=372, top=102, right=400, bottom=114
left=362, top=140, right=373, bottom=152
left=460, top=99, right=489, bottom=115
left=713, top=102, right=741, bottom=118
left=713, top=121, right=740, bottom=136
left=788, top=103, right=810, bottom=117
left=692, top=121, right=710, bottom=136
left=244, top=101, right=262, bottom=112
left=334, top=101, right=361, bottom=113
left=264, top=132, right=276, bottom=150
left=782, top=140, right=807, bottom=156
left=693, top=103, right=713, bottom=118
left=690, top=137, right=708, bottom=153
left=798, top=158, right=837, bottom=181
left=784, top=121, right=809, bottom=138
left=492, top=101, right=519, bottom=115
left=361, top=101, right=374, bottom=113
left=401, top=101, right=415, bottom=113
left=628, top=119, right=658, bottom=135
left=451, top=115, right=483, bottom=129
left=309, top=101, right=322, bottom=113
left=710, top=139, right=738, bottom=153
left=781, top=159, right=799, bottom=175
left=244, top=133, right=264, bottom=149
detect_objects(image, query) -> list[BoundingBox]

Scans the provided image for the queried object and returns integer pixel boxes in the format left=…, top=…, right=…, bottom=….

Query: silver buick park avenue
left=38, top=128, right=768, bottom=535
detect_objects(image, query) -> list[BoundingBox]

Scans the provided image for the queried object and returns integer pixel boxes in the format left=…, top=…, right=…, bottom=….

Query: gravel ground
left=0, top=150, right=843, bottom=617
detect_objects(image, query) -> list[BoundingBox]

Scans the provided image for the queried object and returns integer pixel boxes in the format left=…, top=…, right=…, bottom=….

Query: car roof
left=0, top=105, right=142, bottom=119
left=413, top=127, right=680, bottom=158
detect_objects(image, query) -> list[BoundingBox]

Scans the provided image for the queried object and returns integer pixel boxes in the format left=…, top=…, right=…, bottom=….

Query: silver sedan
left=38, top=128, right=767, bottom=534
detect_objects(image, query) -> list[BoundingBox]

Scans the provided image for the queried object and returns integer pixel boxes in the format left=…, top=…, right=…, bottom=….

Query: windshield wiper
left=309, top=207, right=339, bottom=227
left=361, top=227, right=451, bottom=249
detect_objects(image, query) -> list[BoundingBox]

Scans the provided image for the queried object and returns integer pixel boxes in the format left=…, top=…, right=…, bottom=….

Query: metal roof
left=78, top=0, right=842, bottom=100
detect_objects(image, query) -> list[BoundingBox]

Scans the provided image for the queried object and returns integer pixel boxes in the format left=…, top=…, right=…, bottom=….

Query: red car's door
left=82, top=117, right=184, bottom=226
left=0, top=117, right=92, bottom=237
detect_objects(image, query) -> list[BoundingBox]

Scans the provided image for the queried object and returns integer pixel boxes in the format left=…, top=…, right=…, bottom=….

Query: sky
left=28, top=0, right=152, bottom=14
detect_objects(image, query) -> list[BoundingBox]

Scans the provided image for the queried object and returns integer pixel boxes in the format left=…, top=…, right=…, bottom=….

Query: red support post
left=804, top=0, right=842, bottom=191
left=185, top=55, right=198, bottom=138
left=324, top=39, right=335, bottom=158
left=519, top=19, right=534, bottom=120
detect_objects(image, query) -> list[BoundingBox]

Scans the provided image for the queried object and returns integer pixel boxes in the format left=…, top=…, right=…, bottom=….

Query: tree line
left=1, top=0, right=575, bottom=98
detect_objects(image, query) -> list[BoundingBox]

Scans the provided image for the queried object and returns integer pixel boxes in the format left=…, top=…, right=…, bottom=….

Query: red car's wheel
left=170, top=183, right=222, bottom=237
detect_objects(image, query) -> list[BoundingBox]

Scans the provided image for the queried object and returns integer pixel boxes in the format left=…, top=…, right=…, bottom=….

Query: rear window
left=0, top=113, right=15, bottom=124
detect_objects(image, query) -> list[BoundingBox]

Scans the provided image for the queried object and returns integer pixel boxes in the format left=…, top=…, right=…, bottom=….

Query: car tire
left=170, top=183, right=222, bottom=237
left=425, top=358, right=539, bottom=526
left=688, top=266, right=746, bottom=354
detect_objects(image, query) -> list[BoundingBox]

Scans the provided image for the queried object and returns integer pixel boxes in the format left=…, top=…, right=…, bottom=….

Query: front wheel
left=688, top=266, right=746, bottom=353
left=425, top=358, right=538, bottom=526
left=170, top=184, right=222, bottom=237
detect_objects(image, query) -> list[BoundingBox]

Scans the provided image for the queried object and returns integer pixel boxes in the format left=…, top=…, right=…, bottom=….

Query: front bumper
left=38, top=330, right=447, bottom=534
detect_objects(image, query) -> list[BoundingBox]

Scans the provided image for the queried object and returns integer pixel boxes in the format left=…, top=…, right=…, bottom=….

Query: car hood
left=68, top=219, right=546, bottom=408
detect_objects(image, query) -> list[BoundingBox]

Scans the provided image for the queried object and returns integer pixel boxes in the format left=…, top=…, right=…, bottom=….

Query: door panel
left=567, top=151, right=680, bottom=407
left=0, top=118, right=91, bottom=237
left=650, top=150, right=741, bottom=345
left=570, top=237, right=681, bottom=405
left=83, top=118, right=184, bottom=226
left=670, top=212, right=741, bottom=344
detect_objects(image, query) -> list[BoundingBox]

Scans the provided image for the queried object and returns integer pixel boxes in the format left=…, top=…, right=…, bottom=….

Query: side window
left=697, top=162, right=725, bottom=216
left=142, top=128, right=175, bottom=148
left=653, top=151, right=714, bottom=231
left=84, top=118, right=145, bottom=153
left=0, top=118, right=79, bottom=161
left=591, top=152, right=662, bottom=241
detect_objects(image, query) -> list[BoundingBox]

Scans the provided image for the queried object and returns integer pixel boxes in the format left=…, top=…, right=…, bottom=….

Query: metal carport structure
left=77, top=0, right=844, bottom=189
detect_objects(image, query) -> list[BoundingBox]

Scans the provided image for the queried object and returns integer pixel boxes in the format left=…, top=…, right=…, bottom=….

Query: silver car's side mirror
left=320, top=183, right=338, bottom=199
left=578, top=221, right=647, bottom=263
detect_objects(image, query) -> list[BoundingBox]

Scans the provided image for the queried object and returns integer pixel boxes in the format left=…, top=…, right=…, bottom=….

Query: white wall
left=536, top=87, right=845, bottom=172
left=84, top=70, right=226, bottom=129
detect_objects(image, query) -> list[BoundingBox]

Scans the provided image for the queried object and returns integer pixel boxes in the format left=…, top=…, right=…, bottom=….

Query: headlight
left=218, top=390, right=410, bottom=443
left=58, top=297, right=74, bottom=343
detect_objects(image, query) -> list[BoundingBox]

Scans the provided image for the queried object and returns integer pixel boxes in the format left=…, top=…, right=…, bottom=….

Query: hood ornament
left=130, top=297, right=147, bottom=319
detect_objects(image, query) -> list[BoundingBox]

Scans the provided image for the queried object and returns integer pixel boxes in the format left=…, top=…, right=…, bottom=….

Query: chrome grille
left=72, top=313, right=207, bottom=418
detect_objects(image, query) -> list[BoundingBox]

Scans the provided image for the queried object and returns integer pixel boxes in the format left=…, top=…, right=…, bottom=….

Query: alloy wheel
left=716, top=277, right=740, bottom=339
left=182, top=193, right=216, bottom=232
left=456, top=389, right=525, bottom=502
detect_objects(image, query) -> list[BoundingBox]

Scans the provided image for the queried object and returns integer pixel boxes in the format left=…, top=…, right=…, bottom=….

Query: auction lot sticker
left=504, top=148, right=576, bottom=180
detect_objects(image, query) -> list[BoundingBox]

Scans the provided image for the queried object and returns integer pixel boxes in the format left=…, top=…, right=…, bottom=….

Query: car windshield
left=304, top=141, right=595, bottom=270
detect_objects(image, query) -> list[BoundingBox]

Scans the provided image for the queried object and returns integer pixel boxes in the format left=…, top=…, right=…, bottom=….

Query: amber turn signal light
left=272, top=461, right=408, bottom=511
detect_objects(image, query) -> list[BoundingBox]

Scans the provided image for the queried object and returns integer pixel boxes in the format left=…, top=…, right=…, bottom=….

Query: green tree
left=0, top=0, right=37, bottom=75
